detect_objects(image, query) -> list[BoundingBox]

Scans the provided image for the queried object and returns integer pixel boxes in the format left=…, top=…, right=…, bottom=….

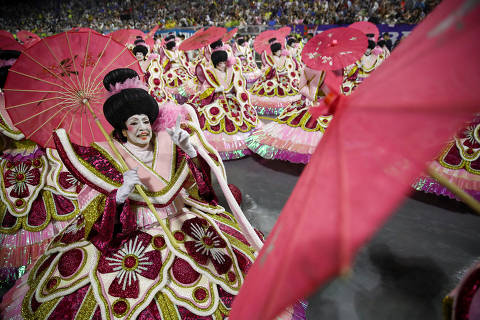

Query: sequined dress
left=413, top=115, right=480, bottom=201
left=249, top=52, right=301, bottom=117
left=246, top=68, right=332, bottom=164
left=189, top=63, right=261, bottom=160
left=232, top=42, right=262, bottom=84
left=0, top=110, right=306, bottom=319
left=0, top=92, right=81, bottom=289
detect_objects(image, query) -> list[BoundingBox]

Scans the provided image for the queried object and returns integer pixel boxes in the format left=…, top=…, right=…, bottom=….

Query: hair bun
left=103, top=68, right=139, bottom=91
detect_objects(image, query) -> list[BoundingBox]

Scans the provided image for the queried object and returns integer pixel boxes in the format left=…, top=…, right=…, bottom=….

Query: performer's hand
left=116, top=168, right=141, bottom=204
left=166, top=115, right=197, bottom=158
left=214, top=85, right=225, bottom=93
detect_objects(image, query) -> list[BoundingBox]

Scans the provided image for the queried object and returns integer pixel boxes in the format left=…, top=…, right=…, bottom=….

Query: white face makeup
left=135, top=52, right=144, bottom=61
left=274, top=49, right=281, bottom=57
left=123, top=114, right=152, bottom=147
left=216, top=61, right=226, bottom=72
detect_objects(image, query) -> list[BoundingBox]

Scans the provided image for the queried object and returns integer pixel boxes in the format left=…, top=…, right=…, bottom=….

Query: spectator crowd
left=1, top=0, right=441, bottom=37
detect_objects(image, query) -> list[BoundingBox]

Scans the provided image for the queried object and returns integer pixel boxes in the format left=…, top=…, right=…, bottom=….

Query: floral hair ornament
left=107, top=77, right=147, bottom=97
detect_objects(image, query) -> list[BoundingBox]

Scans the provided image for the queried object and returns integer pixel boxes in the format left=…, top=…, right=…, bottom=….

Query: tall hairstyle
left=103, top=68, right=158, bottom=142
left=211, top=50, right=228, bottom=68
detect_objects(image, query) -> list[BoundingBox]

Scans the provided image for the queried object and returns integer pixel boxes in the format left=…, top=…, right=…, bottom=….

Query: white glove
left=166, top=115, right=197, bottom=158
left=214, top=85, right=224, bottom=93
left=116, top=168, right=141, bottom=204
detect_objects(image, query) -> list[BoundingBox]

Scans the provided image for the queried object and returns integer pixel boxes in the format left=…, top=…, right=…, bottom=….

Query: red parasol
left=144, top=25, right=159, bottom=48
left=0, top=36, right=24, bottom=51
left=16, top=30, right=41, bottom=49
left=230, top=0, right=480, bottom=319
left=0, top=30, right=14, bottom=40
left=253, top=29, right=281, bottom=55
left=108, top=29, right=145, bottom=46
left=301, top=27, right=367, bottom=71
left=178, top=26, right=226, bottom=51
left=3, top=30, right=141, bottom=148
left=349, top=21, right=380, bottom=42
left=222, top=27, right=238, bottom=42
left=277, top=26, right=292, bottom=40
left=69, top=27, right=101, bottom=34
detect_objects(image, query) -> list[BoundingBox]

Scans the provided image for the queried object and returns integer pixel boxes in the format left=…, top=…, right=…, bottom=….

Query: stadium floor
left=216, top=155, right=480, bottom=320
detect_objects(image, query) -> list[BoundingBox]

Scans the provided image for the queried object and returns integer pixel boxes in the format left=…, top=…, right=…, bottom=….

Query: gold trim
left=156, top=292, right=180, bottom=320
left=75, top=287, right=98, bottom=320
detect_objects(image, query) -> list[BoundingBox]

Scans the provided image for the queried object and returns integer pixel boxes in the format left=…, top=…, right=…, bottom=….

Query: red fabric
left=230, top=1, right=480, bottom=319
left=89, top=189, right=137, bottom=254
left=0, top=35, right=23, bottom=51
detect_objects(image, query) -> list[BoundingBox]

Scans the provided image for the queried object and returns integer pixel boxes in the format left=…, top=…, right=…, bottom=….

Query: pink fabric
left=0, top=58, right=15, bottom=68
left=230, top=1, right=480, bottom=318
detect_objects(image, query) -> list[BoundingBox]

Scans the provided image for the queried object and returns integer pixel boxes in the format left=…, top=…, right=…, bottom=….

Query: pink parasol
left=349, top=21, right=380, bottom=42
left=301, top=27, right=368, bottom=71
left=222, top=27, right=238, bottom=42
left=16, top=30, right=41, bottom=49
left=69, top=27, right=101, bottom=35
left=178, top=27, right=226, bottom=51
left=277, top=26, right=292, bottom=40
left=253, top=29, right=281, bottom=55
left=230, top=0, right=480, bottom=319
left=0, top=30, right=14, bottom=40
left=3, top=30, right=142, bottom=148
left=108, top=29, right=145, bottom=46
left=0, top=36, right=24, bottom=51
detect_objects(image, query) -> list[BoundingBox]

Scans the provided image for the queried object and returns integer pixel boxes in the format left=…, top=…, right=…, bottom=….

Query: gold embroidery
left=75, top=287, right=98, bottom=320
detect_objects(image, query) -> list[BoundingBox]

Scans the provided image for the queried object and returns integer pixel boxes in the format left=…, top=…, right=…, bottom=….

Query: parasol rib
left=39, top=40, right=81, bottom=93
left=427, top=166, right=480, bottom=214
left=65, top=32, right=85, bottom=93
left=81, top=32, right=91, bottom=94
left=8, top=69, right=77, bottom=95
left=89, top=46, right=129, bottom=94
left=44, top=106, right=79, bottom=147
left=25, top=104, right=74, bottom=140
left=4, top=96, right=63, bottom=110
left=13, top=100, right=74, bottom=126
left=85, top=36, right=113, bottom=95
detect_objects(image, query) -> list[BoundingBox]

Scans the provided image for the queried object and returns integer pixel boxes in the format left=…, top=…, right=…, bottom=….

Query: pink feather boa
left=152, top=101, right=188, bottom=132
left=107, top=77, right=147, bottom=97
left=0, top=59, right=16, bottom=68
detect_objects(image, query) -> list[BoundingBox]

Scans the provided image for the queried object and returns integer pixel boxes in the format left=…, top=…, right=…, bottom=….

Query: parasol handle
left=426, top=166, right=480, bottom=215
left=83, top=100, right=179, bottom=249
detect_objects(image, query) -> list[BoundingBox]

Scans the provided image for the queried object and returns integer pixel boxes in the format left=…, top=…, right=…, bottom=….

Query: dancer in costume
left=285, top=36, right=304, bottom=70
left=190, top=49, right=260, bottom=160
left=0, top=50, right=81, bottom=289
left=232, top=36, right=262, bottom=85
left=247, top=66, right=333, bottom=164
left=342, top=38, right=387, bottom=95
left=0, top=68, right=279, bottom=320
left=132, top=38, right=150, bottom=74
left=159, top=34, right=197, bottom=98
left=413, top=115, right=480, bottom=201
left=249, top=39, right=301, bottom=117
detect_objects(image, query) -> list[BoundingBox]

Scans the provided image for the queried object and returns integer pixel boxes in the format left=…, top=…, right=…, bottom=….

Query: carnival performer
left=342, top=38, right=387, bottom=95
left=249, top=39, right=301, bottom=117
left=232, top=36, right=262, bottom=85
left=247, top=66, right=334, bottom=164
left=285, top=35, right=304, bottom=69
left=189, top=48, right=260, bottom=160
left=0, top=68, right=270, bottom=320
left=132, top=38, right=150, bottom=74
left=0, top=50, right=81, bottom=289
left=413, top=115, right=480, bottom=201
left=159, top=34, right=197, bottom=98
